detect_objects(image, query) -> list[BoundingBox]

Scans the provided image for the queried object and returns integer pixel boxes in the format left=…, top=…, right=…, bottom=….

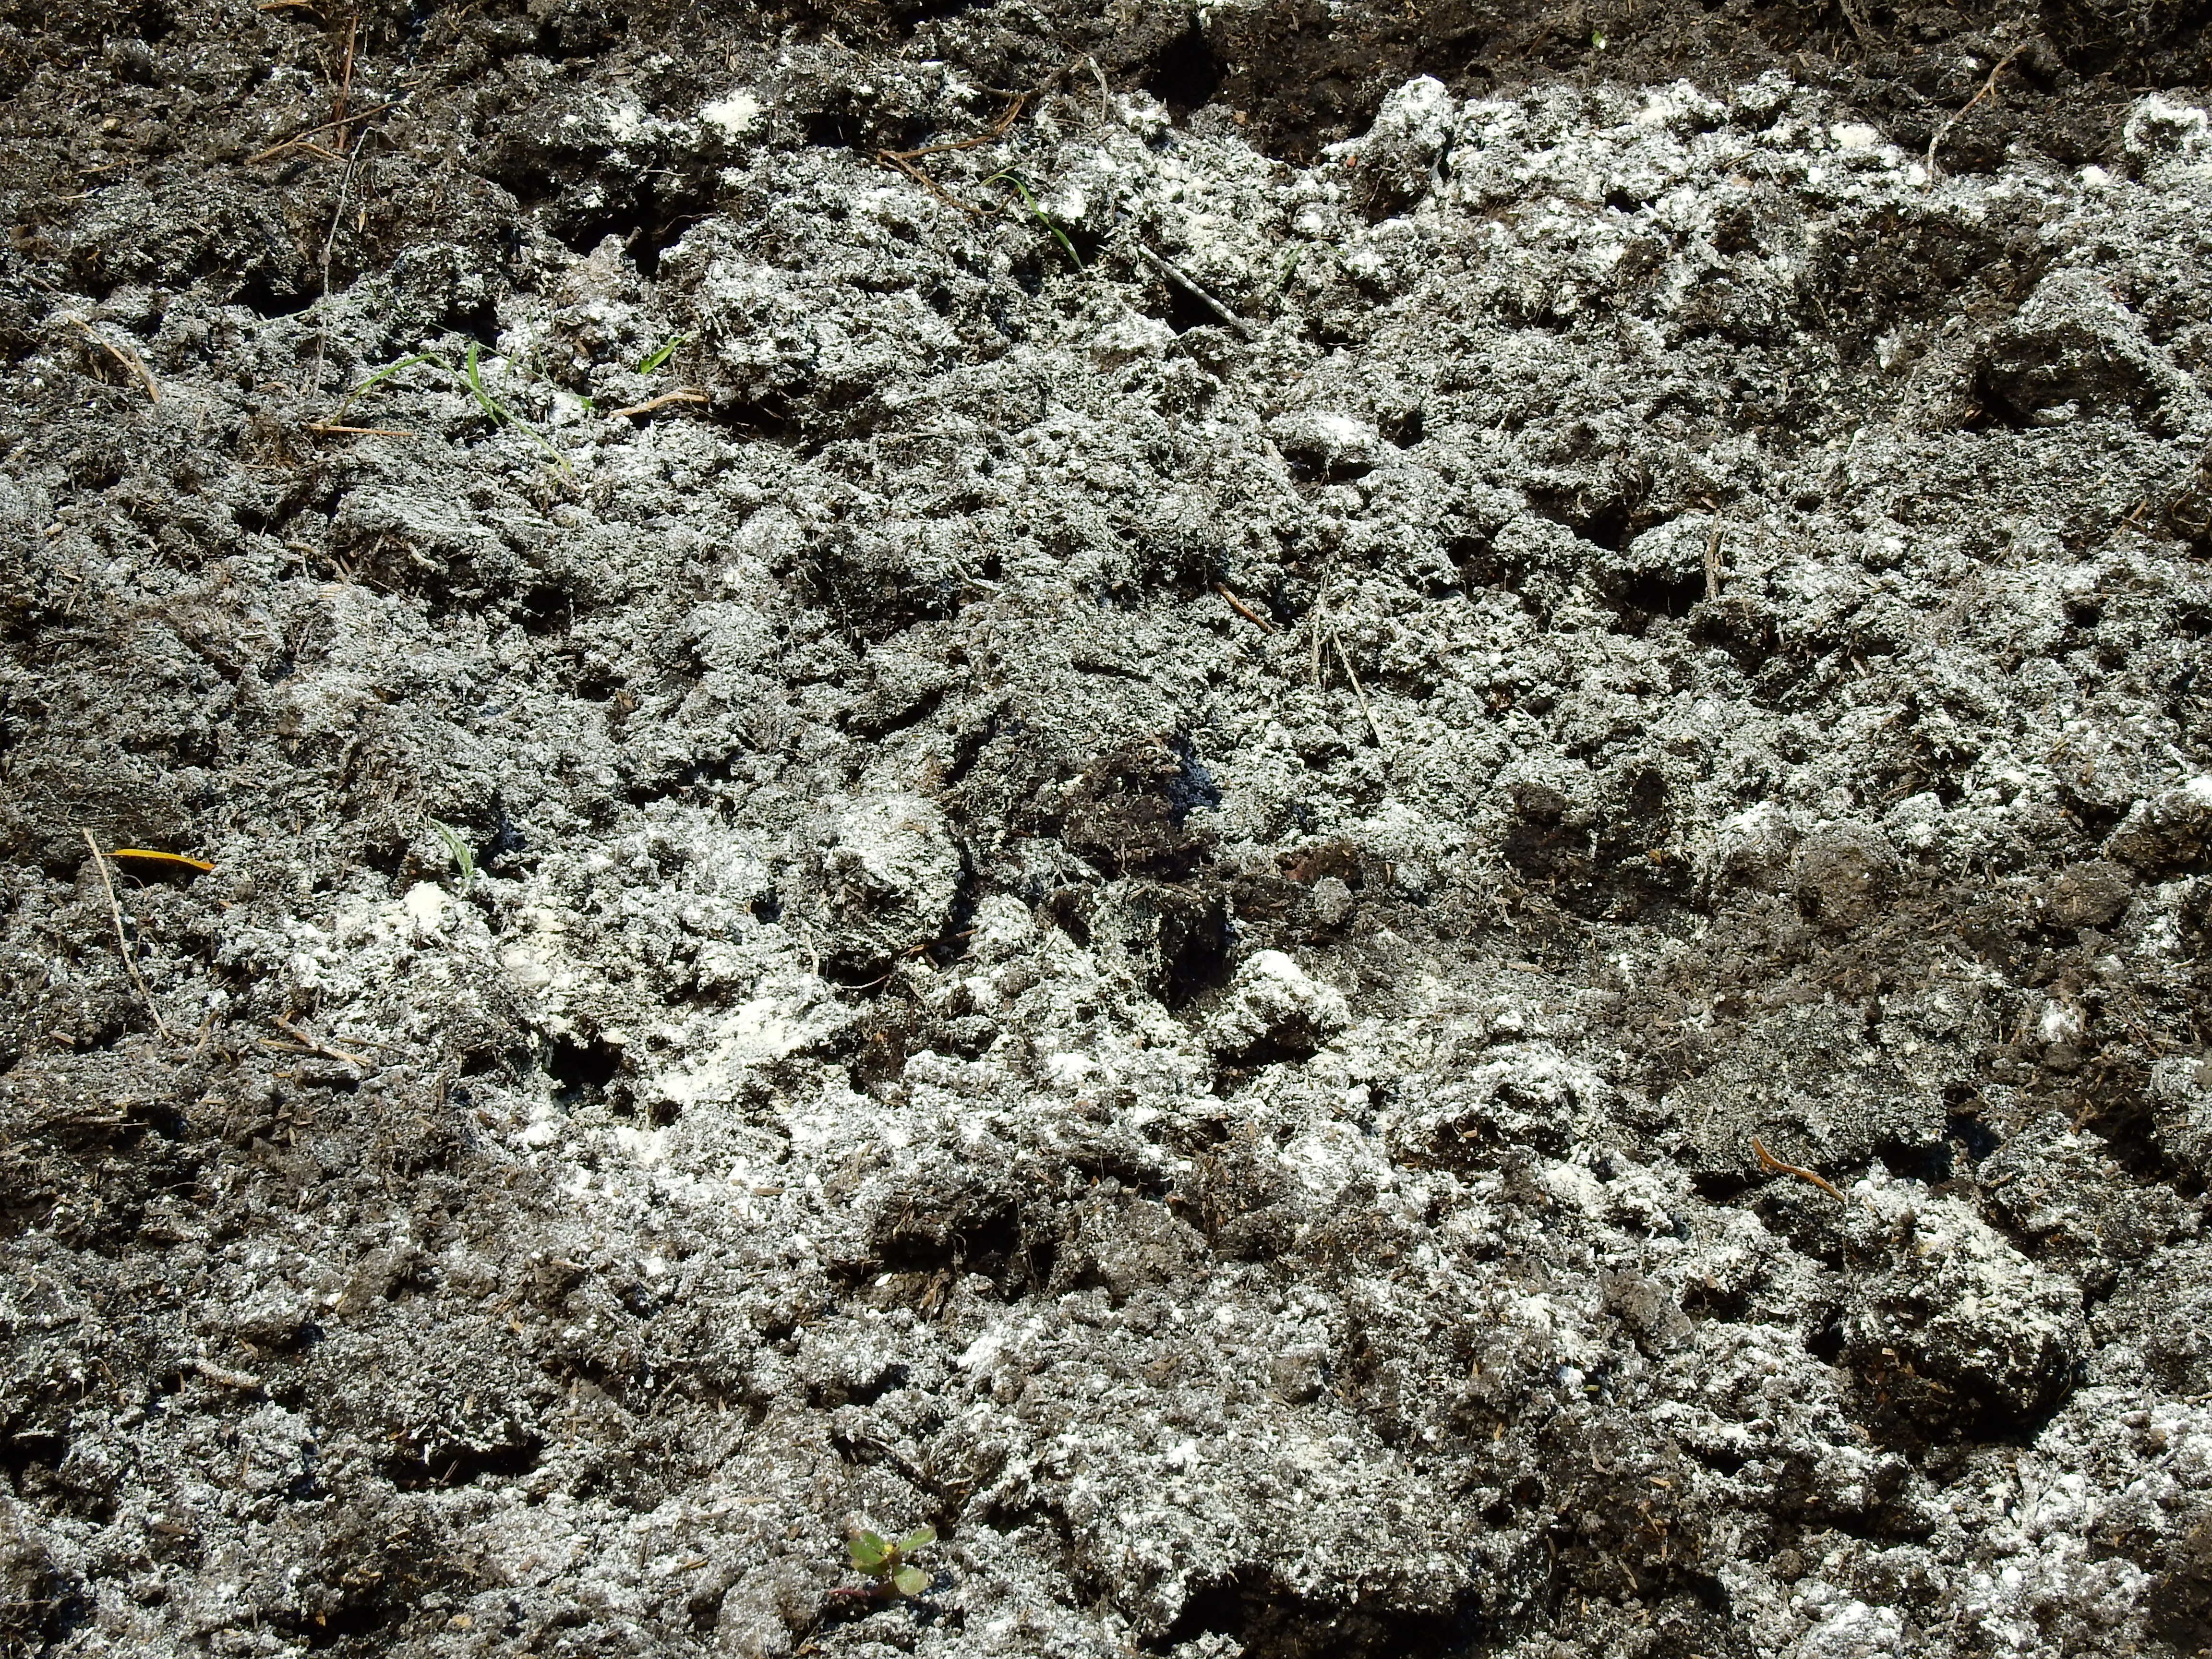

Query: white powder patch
left=700, top=89, right=761, bottom=137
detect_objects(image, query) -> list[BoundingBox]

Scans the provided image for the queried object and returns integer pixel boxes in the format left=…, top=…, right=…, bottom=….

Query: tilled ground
left=5, top=0, right=2212, bottom=1655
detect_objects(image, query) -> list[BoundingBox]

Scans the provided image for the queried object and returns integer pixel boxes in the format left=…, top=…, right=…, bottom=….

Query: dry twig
left=80, top=830, right=173, bottom=1037
left=329, top=8, right=361, bottom=148
left=266, top=1015, right=371, bottom=1068
left=877, top=150, right=986, bottom=215
left=1926, top=44, right=2027, bottom=172
left=1214, top=581, right=1278, bottom=633
left=1137, top=244, right=1254, bottom=339
left=1752, top=1135, right=1849, bottom=1205
left=244, top=97, right=409, bottom=164
left=609, top=388, right=709, bottom=419
left=72, top=321, right=160, bottom=403
left=873, top=96, right=1026, bottom=214
left=1329, top=625, right=1385, bottom=751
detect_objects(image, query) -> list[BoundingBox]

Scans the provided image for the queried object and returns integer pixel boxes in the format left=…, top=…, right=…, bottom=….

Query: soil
left=4, top=0, right=2212, bottom=1654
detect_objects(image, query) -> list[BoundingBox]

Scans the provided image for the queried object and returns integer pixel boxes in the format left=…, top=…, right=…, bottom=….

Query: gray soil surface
left=5, top=0, right=2212, bottom=1654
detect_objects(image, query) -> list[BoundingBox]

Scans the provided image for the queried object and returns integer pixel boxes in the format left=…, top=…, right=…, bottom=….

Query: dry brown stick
left=880, top=94, right=1026, bottom=163
left=872, top=95, right=1025, bottom=213
left=1926, top=44, right=2026, bottom=172
left=191, top=1358, right=265, bottom=1391
left=244, top=97, right=409, bottom=163
left=283, top=142, right=348, bottom=164
left=1329, top=625, right=1385, bottom=750
left=73, top=321, right=160, bottom=403
left=1214, top=581, right=1278, bottom=633
left=268, top=1015, right=370, bottom=1067
left=330, top=8, right=360, bottom=149
left=304, top=423, right=415, bottom=436
left=875, top=149, right=986, bottom=216
left=609, top=388, right=709, bottom=419
left=80, top=830, right=173, bottom=1038
left=1752, top=1135, right=1849, bottom=1205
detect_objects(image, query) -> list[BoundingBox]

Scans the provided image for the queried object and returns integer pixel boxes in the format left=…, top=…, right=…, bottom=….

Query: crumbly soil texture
left=7, top=0, right=2212, bottom=1654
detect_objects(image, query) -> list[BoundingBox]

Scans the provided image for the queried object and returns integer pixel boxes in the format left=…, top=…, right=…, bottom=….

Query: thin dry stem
left=1927, top=44, right=2026, bottom=172
left=243, top=100, right=407, bottom=164
left=73, top=322, right=160, bottom=403
left=609, top=389, right=709, bottom=418
left=1329, top=626, right=1385, bottom=751
left=1214, top=581, right=1278, bottom=634
left=876, top=150, right=986, bottom=215
left=267, top=1014, right=370, bottom=1067
left=80, top=830, right=172, bottom=1037
left=872, top=95, right=1025, bottom=214
left=1752, top=1136, right=1849, bottom=1205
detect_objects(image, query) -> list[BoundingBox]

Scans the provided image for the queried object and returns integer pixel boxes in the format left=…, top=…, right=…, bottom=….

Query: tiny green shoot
left=428, top=819, right=475, bottom=894
left=335, top=352, right=447, bottom=419
left=636, top=336, right=686, bottom=374
left=984, top=172, right=1082, bottom=269
left=844, top=1524, right=935, bottom=1600
left=333, top=347, right=573, bottom=477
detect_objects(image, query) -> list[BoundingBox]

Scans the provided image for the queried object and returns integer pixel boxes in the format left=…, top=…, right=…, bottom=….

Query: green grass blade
left=460, top=343, right=573, bottom=477
left=986, top=172, right=1082, bottom=269
left=427, top=819, right=475, bottom=893
left=336, top=352, right=449, bottom=417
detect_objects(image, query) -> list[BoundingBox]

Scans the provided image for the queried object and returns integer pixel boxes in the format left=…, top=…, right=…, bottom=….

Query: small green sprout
left=636, top=335, right=686, bottom=374
left=427, top=819, right=475, bottom=894
left=843, top=1524, right=935, bottom=1600
left=459, top=343, right=573, bottom=476
left=336, top=351, right=446, bottom=413
left=333, top=346, right=573, bottom=477
left=983, top=171, right=1082, bottom=269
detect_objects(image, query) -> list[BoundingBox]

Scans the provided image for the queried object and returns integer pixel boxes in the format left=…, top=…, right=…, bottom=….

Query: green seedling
left=459, top=343, right=573, bottom=475
left=336, top=351, right=447, bottom=415
left=840, top=1524, right=935, bottom=1600
left=984, top=171, right=1082, bottom=269
left=428, top=819, right=475, bottom=894
left=636, top=335, right=686, bottom=374
left=334, top=347, right=573, bottom=477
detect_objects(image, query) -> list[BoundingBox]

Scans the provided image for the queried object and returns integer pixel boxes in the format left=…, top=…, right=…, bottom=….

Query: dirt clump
left=5, top=0, right=2212, bottom=1656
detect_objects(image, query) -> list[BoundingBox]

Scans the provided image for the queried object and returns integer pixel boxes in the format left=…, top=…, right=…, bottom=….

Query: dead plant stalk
left=1323, top=613, right=1385, bottom=750
left=1752, top=1136, right=1849, bottom=1205
left=73, top=321, right=160, bottom=403
left=1926, top=44, right=2027, bottom=172
left=1214, top=582, right=1277, bottom=633
left=80, top=830, right=172, bottom=1038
